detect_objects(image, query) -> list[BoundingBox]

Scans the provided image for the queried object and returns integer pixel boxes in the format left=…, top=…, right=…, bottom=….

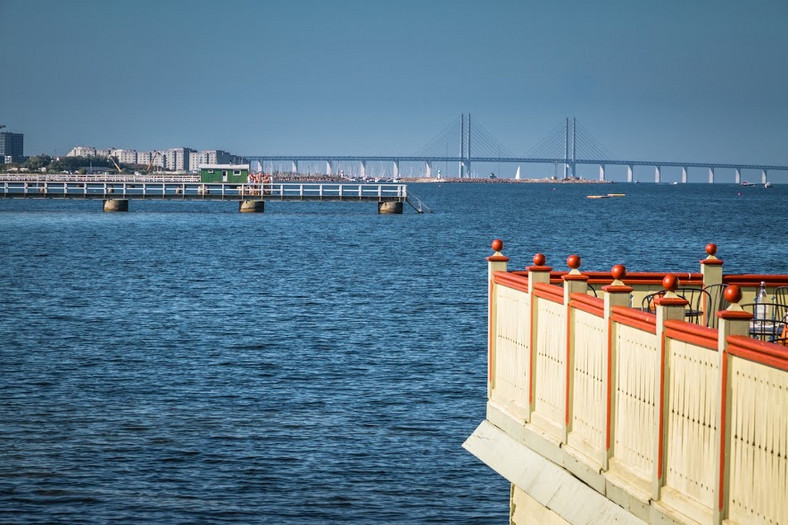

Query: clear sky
left=2, top=0, right=787, bottom=175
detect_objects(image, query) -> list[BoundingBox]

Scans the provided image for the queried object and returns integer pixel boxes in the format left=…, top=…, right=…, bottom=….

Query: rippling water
left=1, top=182, right=785, bottom=523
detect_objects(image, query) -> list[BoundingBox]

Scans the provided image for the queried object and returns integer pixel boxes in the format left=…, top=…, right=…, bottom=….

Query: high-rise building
left=162, top=147, right=195, bottom=172
left=189, top=149, right=238, bottom=172
left=110, top=148, right=138, bottom=164
left=0, top=132, right=24, bottom=163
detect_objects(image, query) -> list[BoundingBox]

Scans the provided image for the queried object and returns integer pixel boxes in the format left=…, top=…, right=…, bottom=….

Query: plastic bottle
left=755, top=281, right=770, bottom=319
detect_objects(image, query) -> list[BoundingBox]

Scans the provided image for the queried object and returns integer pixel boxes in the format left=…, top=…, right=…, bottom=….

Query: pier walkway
left=0, top=179, right=426, bottom=213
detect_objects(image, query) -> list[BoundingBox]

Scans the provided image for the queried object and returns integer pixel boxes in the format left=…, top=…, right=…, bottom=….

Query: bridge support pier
left=239, top=200, right=265, bottom=213
left=378, top=201, right=403, bottom=214
left=103, top=199, right=128, bottom=212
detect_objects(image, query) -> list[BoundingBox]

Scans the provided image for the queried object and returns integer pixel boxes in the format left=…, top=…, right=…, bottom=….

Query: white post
left=652, top=275, right=688, bottom=500
left=601, top=265, right=633, bottom=470
left=563, top=255, right=588, bottom=442
left=487, top=240, right=510, bottom=399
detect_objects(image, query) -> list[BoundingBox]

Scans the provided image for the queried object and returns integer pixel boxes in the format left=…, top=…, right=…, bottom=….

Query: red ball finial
left=705, top=243, right=717, bottom=256
left=491, top=239, right=503, bottom=252
left=663, top=274, right=679, bottom=292
left=724, top=284, right=742, bottom=304
left=611, top=264, right=626, bottom=280
left=567, top=254, right=581, bottom=270
left=533, top=253, right=546, bottom=266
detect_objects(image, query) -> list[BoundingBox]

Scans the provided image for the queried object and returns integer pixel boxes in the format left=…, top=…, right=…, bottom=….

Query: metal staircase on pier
left=405, top=191, right=432, bottom=213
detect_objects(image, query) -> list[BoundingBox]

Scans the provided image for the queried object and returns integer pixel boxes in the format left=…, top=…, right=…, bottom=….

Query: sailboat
left=515, top=166, right=521, bottom=180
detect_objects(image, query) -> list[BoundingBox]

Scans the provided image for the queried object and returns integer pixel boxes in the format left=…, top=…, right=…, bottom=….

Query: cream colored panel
left=728, top=357, right=788, bottom=525
left=613, top=323, right=659, bottom=479
left=533, top=298, right=566, bottom=436
left=568, top=309, right=607, bottom=465
left=492, top=286, right=531, bottom=419
left=663, top=339, right=718, bottom=511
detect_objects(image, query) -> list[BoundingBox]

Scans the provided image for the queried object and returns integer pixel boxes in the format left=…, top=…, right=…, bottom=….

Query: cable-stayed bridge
left=247, top=115, right=788, bottom=184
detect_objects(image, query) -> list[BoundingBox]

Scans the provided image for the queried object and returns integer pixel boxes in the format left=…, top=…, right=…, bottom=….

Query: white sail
left=515, top=166, right=521, bottom=180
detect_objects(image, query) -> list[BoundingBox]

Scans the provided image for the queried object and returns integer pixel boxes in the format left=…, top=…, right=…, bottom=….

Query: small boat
left=606, top=193, right=626, bottom=197
left=587, top=195, right=609, bottom=199
left=765, top=181, right=773, bottom=188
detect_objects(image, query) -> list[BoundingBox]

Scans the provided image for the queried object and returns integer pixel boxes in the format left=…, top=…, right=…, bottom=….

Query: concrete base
left=239, top=200, right=265, bottom=213
left=103, top=199, right=129, bottom=212
left=378, top=201, right=403, bottom=214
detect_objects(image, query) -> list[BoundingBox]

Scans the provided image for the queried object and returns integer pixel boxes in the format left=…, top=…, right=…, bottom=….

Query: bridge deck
left=0, top=180, right=408, bottom=203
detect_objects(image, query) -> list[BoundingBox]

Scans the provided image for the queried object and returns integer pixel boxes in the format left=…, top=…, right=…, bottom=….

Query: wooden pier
left=0, top=179, right=429, bottom=214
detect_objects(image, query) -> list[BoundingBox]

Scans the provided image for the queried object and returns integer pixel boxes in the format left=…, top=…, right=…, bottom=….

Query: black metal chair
left=741, top=302, right=788, bottom=342
left=641, top=288, right=712, bottom=326
left=702, top=283, right=730, bottom=329
left=774, top=286, right=788, bottom=308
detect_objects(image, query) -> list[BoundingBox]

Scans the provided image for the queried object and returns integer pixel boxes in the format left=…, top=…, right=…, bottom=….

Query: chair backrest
left=674, top=287, right=713, bottom=326
left=703, top=283, right=730, bottom=329
left=741, top=301, right=788, bottom=321
left=641, top=290, right=666, bottom=312
left=740, top=302, right=788, bottom=342
left=774, top=286, right=788, bottom=308
left=640, top=288, right=710, bottom=325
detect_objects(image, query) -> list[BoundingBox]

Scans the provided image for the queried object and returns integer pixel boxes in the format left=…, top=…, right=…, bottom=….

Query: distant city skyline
left=2, top=0, right=787, bottom=178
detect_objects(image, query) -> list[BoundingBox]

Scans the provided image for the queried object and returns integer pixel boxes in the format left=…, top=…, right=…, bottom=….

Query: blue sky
left=2, top=0, right=787, bottom=178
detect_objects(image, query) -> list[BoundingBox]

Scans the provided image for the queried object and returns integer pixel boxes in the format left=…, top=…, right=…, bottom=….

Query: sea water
left=0, top=182, right=785, bottom=523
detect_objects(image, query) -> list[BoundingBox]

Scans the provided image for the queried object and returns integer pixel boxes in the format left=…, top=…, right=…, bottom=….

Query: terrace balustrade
left=467, top=241, right=788, bottom=525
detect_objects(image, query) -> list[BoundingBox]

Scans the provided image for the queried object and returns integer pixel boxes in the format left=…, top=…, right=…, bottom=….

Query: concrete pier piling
left=239, top=200, right=265, bottom=213
left=103, top=199, right=129, bottom=212
left=377, top=201, right=403, bottom=214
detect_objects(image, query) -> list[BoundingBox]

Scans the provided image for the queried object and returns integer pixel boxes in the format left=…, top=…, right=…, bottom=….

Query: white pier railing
left=0, top=180, right=408, bottom=202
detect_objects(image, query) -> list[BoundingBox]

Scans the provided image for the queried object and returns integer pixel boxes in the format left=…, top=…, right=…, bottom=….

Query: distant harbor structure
left=5, top=116, right=786, bottom=183
left=0, top=172, right=428, bottom=214
left=465, top=240, right=788, bottom=524
left=245, top=117, right=788, bottom=184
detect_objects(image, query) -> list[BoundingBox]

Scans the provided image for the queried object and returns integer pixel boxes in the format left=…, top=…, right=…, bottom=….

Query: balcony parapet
left=467, top=240, right=788, bottom=525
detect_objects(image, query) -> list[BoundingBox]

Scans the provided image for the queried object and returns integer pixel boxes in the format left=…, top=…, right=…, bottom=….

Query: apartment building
left=0, top=132, right=24, bottom=163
